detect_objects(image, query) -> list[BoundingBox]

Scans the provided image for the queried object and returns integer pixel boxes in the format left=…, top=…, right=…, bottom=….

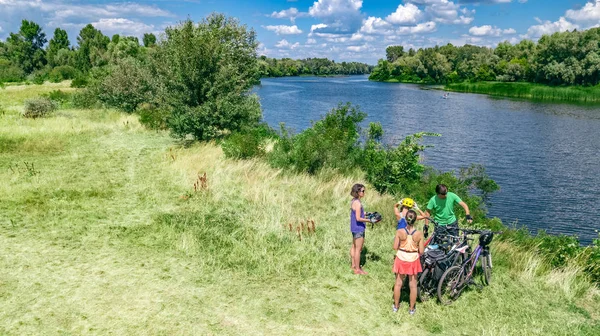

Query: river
left=254, top=75, right=600, bottom=244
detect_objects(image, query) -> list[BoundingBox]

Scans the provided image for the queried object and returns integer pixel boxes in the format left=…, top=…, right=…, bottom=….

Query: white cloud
left=263, top=25, right=303, bottom=35
left=275, top=39, right=300, bottom=49
left=307, top=38, right=317, bottom=44
left=397, top=21, right=437, bottom=34
left=308, top=0, right=363, bottom=17
left=425, top=0, right=475, bottom=25
left=308, top=0, right=364, bottom=34
left=310, top=23, right=328, bottom=32
left=91, top=18, right=154, bottom=36
left=347, top=44, right=368, bottom=52
left=270, top=7, right=306, bottom=23
left=469, top=25, right=516, bottom=36
left=386, top=3, right=422, bottom=25
left=523, top=17, right=578, bottom=38
left=359, top=16, right=392, bottom=34
left=566, top=0, right=600, bottom=22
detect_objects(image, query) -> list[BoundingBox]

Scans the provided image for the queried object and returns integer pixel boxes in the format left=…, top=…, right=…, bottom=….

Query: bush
left=23, top=98, right=58, bottom=118
left=137, top=103, right=170, bottom=130
left=0, top=59, right=25, bottom=82
left=48, top=65, right=78, bottom=83
left=42, top=90, right=73, bottom=108
left=27, top=68, right=50, bottom=85
left=71, top=75, right=89, bottom=88
left=71, top=89, right=99, bottom=109
left=268, top=103, right=365, bottom=174
left=97, top=58, right=154, bottom=113
left=222, top=123, right=277, bottom=159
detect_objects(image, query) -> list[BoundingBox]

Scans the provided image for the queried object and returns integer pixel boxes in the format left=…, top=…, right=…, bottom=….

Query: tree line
left=0, top=19, right=371, bottom=85
left=0, top=20, right=158, bottom=85
left=370, top=27, right=600, bottom=86
left=257, top=56, right=372, bottom=77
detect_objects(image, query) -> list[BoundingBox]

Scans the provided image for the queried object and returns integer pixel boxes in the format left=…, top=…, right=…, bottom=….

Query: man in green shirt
left=423, top=184, right=472, bottom=239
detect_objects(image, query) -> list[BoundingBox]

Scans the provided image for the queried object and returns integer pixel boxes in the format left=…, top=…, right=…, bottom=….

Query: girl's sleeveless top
left=396, top=228, right=419, bottom=262
left=350, top=198, right=365, bottom=233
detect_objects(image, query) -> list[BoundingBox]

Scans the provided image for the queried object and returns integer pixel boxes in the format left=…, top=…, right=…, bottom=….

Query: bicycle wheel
left=437, top=265, right=464, bottom=305
left=418, top=269, right=435, bottom=302
left=481, top=253, right=492, bottom=286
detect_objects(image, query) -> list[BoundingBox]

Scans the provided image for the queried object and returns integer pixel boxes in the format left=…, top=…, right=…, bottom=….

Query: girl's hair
left=406, top=210, right=417, bottom=226
left=350, top=183, right=365, bottom=198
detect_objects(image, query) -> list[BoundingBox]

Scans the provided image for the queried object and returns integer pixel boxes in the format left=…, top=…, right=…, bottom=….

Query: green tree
left=143, top=33, right=157, bottom=47
left=3, top=20, right=47, bottom=74
left=75, top=24, right=110, bottom=72
left=151, top=14, right=261, bottom=140
left=386, top=45, right=404, bottom=62
left=46, top=28, right=70, bottom=67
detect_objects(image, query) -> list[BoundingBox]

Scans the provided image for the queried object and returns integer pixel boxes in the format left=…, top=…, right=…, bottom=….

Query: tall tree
left=75, top=24, right=110, bottom=72
left=143, top=33, right=157, bottom=47
left=386, top=45, right=404, bottom=63
left=47, top=28, right=70, bottom=67
left=4, top=20, right=47, bottom=74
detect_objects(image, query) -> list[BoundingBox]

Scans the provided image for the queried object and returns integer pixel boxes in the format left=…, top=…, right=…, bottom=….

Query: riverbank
left=1, top=82, right=599, bottom=334
left=445, top=82, right=600, bottom=103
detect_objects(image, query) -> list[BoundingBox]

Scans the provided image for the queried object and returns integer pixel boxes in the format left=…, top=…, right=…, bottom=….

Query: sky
left=1, top=0, right=600, bottom=64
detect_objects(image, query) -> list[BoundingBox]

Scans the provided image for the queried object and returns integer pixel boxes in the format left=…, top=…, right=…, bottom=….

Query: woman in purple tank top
left=350, top=183, right=371, bottom=275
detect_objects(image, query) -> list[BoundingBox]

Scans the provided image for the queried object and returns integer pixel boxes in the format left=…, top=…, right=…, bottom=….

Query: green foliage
left=221, top=123, right=277, bottom=159
left=48, top=65, right=78, bottom=83
left=97, top=57, right=154, bottom=113
left=151, top=15, right=262, bottom=140
left=0, top=59, right=25, bottom=82
left=28, top=67, right=49, bottom=84
left=362, top=132, right=440, bottom=194
left=70, top=89, right=99, bottom=109
left=268, top=103, right=365, bottom=174
left=137, top=103, right=170, bottom=130
left=46, top=28, right=70, bottom=67
left=70, top=74, right=89, bottom=88
left=143, top=33, right=157, bottom=47
left=75, top=24, right=110, bottom=72
left=2, top=20, right=47, bottom=74
left=447, top=82, right=600, bottom=103
left=23, top=97, right=57, bottom=118
left=259, top=56, right=372, bottom=77
left=371, top=28, right=600, bottom=87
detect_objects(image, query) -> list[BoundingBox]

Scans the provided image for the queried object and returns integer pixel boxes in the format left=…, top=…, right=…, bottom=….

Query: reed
left=446, top=82, right=600, bottom=103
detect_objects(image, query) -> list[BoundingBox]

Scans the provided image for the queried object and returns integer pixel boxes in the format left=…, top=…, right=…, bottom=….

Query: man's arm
left=458, top=201, right=472, bottom=223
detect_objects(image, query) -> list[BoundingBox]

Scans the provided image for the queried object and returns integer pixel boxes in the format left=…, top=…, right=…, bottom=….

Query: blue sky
left=1, top=0, right=599, bottom=64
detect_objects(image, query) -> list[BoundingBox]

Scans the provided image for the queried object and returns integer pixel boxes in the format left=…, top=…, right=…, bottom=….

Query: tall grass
left=0, top=83, right=599, bottom=334
left=446, top=82, right=600, bottom=103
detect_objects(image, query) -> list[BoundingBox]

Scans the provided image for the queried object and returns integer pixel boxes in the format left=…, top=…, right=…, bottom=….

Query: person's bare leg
left=350, top=240, right=356, bottom=269
left=409, top=274, right=418, bottom=310
left=393, top=273, right=404, bottom=309
left=353, top=237, right=365, bottom=274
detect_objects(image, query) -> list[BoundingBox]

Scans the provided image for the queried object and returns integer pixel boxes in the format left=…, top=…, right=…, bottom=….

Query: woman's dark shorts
left=352, top=231, right=365, bottom=239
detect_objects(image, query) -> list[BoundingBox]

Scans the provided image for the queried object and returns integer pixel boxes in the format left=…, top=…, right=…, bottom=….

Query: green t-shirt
left=427, top=192, right=462, bottom=225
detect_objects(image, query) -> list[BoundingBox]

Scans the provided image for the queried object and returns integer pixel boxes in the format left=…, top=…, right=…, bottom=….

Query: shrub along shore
left=445, top=81, right=600, bottom=103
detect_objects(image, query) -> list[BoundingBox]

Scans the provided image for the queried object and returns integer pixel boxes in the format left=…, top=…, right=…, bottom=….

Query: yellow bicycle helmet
left=401, top=198, right=415, bottom=208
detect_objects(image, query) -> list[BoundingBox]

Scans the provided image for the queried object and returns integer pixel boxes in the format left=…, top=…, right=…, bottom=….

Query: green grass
left=446, top=82, right=600, bottom=103
left=0, top=82, right=599, bottom=334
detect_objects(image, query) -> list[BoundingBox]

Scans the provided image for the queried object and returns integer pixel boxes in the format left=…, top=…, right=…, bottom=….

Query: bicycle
left=418, top=219, right=472, bottom=302
left=437, top=229, right=501, bottom=305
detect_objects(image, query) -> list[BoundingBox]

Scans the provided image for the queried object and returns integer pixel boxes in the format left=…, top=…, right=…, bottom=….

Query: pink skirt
left=393, top=257, right=422, bottom=275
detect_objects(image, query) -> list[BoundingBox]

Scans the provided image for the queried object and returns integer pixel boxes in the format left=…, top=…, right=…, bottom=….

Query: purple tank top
left=350, top=198, right=366, bottom=233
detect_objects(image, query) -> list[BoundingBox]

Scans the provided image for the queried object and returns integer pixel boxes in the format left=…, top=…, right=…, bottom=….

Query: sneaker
left=409, top=308, right=416, bottom=315
left=392, top=305, right=398, bottom=313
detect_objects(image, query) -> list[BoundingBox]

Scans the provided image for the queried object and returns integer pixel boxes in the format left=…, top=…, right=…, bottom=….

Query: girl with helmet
left=394, top=197, right=426, bottom=230
left=392, top=210, right=424, bottom=314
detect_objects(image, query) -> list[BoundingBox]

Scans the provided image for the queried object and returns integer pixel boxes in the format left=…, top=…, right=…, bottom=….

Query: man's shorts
left=352, top=231, right=365, bottom=239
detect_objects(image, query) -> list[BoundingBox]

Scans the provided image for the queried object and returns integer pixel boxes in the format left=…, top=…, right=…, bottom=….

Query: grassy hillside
left=1, top=82, right=599, bottom=335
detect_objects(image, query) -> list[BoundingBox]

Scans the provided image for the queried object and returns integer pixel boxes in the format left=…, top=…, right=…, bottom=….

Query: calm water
left=255, top=75, right=600, bottom=244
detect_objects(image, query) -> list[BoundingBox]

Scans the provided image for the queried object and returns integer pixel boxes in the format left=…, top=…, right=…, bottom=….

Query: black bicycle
left=418, top=219, right=472, bottom=302
left=437, top=229, right=501, bottom=305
